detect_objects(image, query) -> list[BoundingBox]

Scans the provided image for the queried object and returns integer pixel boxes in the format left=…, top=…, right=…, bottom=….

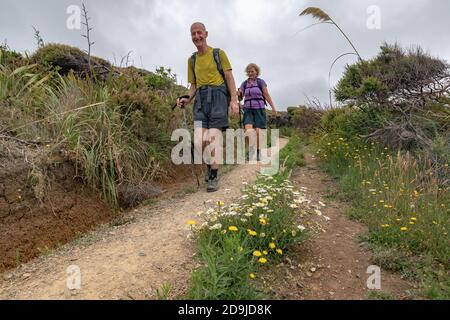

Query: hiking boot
left=207, top=176, right=219, bottom=192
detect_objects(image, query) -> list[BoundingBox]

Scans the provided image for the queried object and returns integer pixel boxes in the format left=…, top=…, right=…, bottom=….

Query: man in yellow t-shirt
left=187, top=48, right=232, bottom=88
left=177, top=22, right=239, bottom=192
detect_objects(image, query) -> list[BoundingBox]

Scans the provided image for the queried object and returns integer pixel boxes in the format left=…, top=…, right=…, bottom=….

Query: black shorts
left=243, top=108, right=267, bottom=129
left=193, top=85, right=229, bottom=129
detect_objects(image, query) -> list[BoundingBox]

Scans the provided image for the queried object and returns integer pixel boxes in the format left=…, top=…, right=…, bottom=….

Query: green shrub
left=0, top=56, right=52, bottom=136
left=143, top=66, right=177, bottom=90
left=320, top=106, right=390, bottom=140
left=332, top=43, right=449, bottom=153
left=271, top=106, right=324, bottom=134
left=335, top=43, right=448, bottom=106
left=32, top=43, right=111, bottom=68
left=45, top=75, right=140, bottom=205
left=0, top=45, right=23, bottom=66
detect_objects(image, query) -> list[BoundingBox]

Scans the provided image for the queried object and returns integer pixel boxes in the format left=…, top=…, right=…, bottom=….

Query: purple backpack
left=242, top=78, right=267, bottom=106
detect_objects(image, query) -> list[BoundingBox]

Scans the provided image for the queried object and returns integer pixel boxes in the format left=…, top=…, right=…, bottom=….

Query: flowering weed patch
left=187, top=138, right=309, bottom=299
left=316, top=133, right=450, bottom=299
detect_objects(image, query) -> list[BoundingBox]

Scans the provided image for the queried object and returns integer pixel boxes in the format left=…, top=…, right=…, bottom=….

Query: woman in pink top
left=238, top=63, right=277, bottom=161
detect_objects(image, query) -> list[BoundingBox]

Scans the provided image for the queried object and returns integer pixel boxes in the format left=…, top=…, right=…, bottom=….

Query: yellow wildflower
left=247, top=229, right=257, bottom=236
left=269, top=243, right=276, bottom=249
left=259, top=218, right=267, bottom=225
left=253, top=250, right=262, bottom=257
left=400, top=227, right=408, bottom=231
left=276, top=249, right=283, bottom=255
left=187, top=220, right=196, bottom=226
left=228, top=226, right=238, bottom=232
left=249, top=273, right=256, bottom=279
left=258, top=257, right=268, bottom=264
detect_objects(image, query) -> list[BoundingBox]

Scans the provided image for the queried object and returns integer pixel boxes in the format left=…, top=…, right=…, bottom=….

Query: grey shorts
left=193, top=85, right=229, bottom=129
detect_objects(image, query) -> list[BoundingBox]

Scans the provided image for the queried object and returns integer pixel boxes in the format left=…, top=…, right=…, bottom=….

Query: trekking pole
left=238, top=98, right=243, bottom=129
left=238, top=95, right=245, bottom=160
left=173, top=95, right=200, bottom=188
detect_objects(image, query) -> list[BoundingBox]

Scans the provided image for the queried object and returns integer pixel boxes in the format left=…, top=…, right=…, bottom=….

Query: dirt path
left=268, top=153, right=412, bottom=300
left=0, top=141, right=412, bottom=300
left=0, top=139, right=288, bottom=300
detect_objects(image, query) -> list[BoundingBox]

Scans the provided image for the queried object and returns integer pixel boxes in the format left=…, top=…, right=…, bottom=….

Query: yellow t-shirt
left=187, top=47, right=232, bottom=88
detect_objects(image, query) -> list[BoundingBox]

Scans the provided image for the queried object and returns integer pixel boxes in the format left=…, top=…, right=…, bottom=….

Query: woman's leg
left=245, top=124, right=258, bottom=160
left=256, top=128, right=261, bottom=149
left=255, top=108, right=267, bottom=160
left=245, top=124, right=255, bottom=151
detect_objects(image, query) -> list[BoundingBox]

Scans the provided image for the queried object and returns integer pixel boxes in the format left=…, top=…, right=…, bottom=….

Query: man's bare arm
left=224, top=70, right=239, bottom=114
left=224, top=70, right=238, bottom=102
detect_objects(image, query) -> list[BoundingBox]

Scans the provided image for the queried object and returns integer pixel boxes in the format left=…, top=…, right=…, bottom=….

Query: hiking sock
left=210, top=169, right=218, bottom=180
left=205, top=164, right=212, bottom=182
left=249, top=146, right=256, bottom=161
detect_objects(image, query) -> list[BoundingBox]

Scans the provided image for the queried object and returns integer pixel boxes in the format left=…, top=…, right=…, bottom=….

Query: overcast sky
left=2, top=0, right=450, bottom=110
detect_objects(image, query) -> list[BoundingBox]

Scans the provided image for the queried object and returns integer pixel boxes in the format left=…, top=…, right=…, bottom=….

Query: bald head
left=190, top=22, right=208, bottom=49
left=190, top=22, right=206, bottom=33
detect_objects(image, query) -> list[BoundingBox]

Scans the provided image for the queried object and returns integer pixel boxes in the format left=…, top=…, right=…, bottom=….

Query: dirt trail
left=269, top=153, right=412, bottom=300
left=0, top=141, right=412, bottom=300
left=0, top=139, right=288, bottom=300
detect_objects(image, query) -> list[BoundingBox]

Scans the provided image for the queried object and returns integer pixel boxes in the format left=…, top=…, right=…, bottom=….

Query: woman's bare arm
left=262, top=86, right=276, bottom=112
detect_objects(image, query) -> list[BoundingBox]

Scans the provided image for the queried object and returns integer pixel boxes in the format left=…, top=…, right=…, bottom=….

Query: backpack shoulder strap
left=213, top=48, right=230, bottom=97
left=191, top=52, right=197, bottom=83
left=256, top=78, right=264, bottom=92
left=212, top=48, right=225, bottom=82
left=256, top=78, right=267, bottom=105
left=243, top=80, right=248, bottom=92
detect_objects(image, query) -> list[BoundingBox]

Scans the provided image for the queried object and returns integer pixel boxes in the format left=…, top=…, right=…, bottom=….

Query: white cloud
left=1, top=0, right=449, bottom=109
